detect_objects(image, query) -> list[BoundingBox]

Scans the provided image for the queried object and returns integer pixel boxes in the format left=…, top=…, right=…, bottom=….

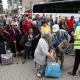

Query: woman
left=41, top=21, right=51, bottom=37
left=32, top=21, right=41, bottom=59
left=22, top=27, right=36, bottom=63
left=13, top=17, right=18, bottom=27
left=68, top=26, right=80, bottom=77
left=58, top=17, right=67, bottom=30
left=9, top=22, right=22, bottom=57
left=34, top=32, right=56, bottom=78
left=4, top=18, right=12, bottom=53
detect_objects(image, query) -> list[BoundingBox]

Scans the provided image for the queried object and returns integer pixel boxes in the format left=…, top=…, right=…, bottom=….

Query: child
left=22, top=27, right=35, bottom=63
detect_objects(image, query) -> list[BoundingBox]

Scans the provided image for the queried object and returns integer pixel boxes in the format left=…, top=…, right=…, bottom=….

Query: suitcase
left=0, top=43, right=6, bottom=55
left=1, top=53, right=13, bottom=65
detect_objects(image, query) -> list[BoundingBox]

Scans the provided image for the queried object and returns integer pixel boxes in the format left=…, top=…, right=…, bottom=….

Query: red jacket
left=66, top=19, right=76, bottom=30
left=22, top=21, right=32, bottom=34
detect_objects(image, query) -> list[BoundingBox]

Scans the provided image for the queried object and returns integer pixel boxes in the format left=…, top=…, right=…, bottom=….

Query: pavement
left=0, top=51, right=80, bottom=80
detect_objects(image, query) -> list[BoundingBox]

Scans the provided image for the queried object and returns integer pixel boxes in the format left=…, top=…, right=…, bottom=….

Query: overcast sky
left=2, top=0, right=7, bottom=9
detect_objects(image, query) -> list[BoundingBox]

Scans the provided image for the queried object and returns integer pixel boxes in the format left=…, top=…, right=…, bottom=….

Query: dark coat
left=32, top=26, right=41, bottom=45
left=9, top=28, right=16, bottom=47
left=0, top=28, right=4, bottom=43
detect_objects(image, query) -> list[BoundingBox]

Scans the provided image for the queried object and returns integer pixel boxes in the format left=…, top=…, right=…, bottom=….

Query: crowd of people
left=0, top=13, right=80, bottom=78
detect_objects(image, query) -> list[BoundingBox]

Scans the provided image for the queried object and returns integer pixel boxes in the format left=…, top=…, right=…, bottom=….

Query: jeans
left=24, top=46, right=31, bottom=59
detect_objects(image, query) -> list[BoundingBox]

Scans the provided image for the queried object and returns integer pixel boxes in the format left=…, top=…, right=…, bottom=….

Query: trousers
left=72, top=49, right=80, bottom=75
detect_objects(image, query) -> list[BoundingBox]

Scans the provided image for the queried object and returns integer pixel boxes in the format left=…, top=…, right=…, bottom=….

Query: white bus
left=32, top=0, right=80, bottom=21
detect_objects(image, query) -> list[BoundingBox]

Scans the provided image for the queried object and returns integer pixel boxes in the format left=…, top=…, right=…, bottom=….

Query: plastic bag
left=45, top=62, right=61, bottom=78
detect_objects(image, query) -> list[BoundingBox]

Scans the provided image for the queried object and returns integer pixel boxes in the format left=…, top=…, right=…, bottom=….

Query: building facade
left=7, top=0, right=48, bottom=14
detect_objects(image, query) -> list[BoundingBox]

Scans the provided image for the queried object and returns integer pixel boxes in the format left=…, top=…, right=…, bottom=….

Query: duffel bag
left=45, top=62, right=61, bottom=78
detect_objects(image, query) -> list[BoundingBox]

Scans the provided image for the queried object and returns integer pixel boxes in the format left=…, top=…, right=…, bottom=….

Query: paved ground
left=0, top=52, right=80, bottom=80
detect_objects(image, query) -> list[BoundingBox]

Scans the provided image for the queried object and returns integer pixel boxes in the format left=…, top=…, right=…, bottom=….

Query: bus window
left=56, top=5, right=62, bottom=13
left=77, top=2, right=80, bottom=13
left=52, top=8, right=57, bottom=13
left=61, top=2, right=77, bottom=13
left=43, top=9, right=52, bottom=13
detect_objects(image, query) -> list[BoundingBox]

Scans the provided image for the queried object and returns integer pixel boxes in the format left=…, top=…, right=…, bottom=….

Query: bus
left=32, top=0, right=80, bottom=21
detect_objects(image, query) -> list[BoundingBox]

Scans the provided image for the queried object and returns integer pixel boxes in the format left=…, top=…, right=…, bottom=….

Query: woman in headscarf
left=34, top=32, right=56, bottom=78
left=9, top=22, right=22, bottom=57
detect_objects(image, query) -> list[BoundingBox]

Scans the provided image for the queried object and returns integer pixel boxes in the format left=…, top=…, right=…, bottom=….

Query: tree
left=0, top=0, right=2, bottom=4
left=49, top=0, right=63, bottom=2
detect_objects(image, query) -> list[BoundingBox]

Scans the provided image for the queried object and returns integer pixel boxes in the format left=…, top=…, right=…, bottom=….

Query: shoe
left=19, top=53, right=22, bottom=56
left=36, top=73, right=41, bottom=78
left=68, top=72, right=76, bottom=77
left=22, top=59, right=26, bottom=64
left=28, top=57, right=31, bottom=59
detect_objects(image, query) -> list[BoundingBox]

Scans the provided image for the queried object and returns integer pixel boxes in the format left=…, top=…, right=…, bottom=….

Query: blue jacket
left=74, top=20, right=80, bottom=31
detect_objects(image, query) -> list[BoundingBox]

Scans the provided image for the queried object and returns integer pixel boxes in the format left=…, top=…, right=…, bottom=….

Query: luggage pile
left=0, top=43, right=14, bottom=65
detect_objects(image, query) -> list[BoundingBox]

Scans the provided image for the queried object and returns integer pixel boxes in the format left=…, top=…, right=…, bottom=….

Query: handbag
left=58, top=39, right=67, bottom=53
left=19, top=38, right=25, bottom=46
left=25, top=41, right=31, bottom=47
left=53, top=35, right=68, bottom=53
left=45, top=61, right=61, bottom=78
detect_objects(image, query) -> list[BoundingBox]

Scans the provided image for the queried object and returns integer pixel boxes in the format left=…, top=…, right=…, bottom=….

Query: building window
left=30, top=1, right=34, bottom=6
left=14, top=0, right=17, bottom=3
left=20, top=0, right=22, bottom=5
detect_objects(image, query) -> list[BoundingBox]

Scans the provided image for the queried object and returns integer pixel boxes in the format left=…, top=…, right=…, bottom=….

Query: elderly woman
left=41, top=21, right=51, bottom=37
left=58, top=17, right=67, bottom=30
left=34, top=32, right=56, bottom=78
left=9, top=22, right=22, bottom=57
left=4, top=18, right=12, bottom=52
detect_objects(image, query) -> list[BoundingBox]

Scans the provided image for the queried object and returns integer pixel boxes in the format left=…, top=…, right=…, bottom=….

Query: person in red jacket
left=66, top=16, right=76, bottom=35
left=22, top=16, right=32, bottom=34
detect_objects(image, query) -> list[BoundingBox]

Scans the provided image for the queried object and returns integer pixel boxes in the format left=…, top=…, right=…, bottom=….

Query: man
left=19, top=15, right=25, bottom=36
left=50, top=24, right=70, bottom=69
left=0, top=20, right=4, bottom=43
left=1, top=15, right=6, bottom=28
left=22, top=16, right=32, bottom=34
left=36, top=15, right=42, bottom=29
left=33, top=14, right=39, bottom=21
left=0, top=15, right=6, bottom=41
left=46, top=16, right=54, bottom=31
left=68, top=26, right=80, bottom=77
left=66, top=16, right=76, bottom=34
left=74, top=17, right=80, bottom=31
left=0, top=16, right=3, bottom=27
left=54, top=17, right=59, bottom=24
